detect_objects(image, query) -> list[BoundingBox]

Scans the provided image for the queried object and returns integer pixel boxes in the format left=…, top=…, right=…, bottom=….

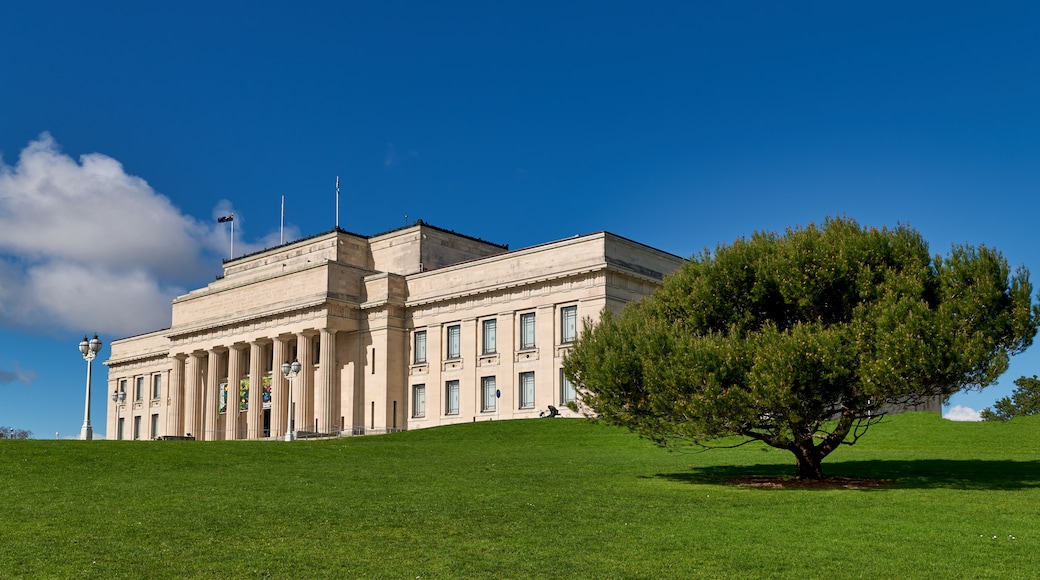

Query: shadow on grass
left=656, top=459, right=1040, bottom=491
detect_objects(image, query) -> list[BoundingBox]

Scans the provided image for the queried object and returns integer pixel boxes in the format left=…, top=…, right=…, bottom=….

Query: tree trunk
left=792, top=443, right=824, bottom=480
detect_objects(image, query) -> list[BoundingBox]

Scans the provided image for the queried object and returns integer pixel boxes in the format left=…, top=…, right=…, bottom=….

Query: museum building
left=104, top=222, right=684, bottom=440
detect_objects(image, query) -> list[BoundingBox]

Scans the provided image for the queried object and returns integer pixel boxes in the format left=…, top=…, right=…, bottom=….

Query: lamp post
left=280, top=360, right=301, bottom=441
left=79, top=334, right=102, bottom=441
left=111, top=389, right=126, bottom=439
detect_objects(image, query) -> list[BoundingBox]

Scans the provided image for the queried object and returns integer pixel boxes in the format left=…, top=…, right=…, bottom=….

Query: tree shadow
left=655, top=459, right=1040, bottom=491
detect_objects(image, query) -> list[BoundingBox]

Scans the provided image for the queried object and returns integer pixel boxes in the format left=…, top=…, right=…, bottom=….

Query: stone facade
left=105, top=223, right=684, bottom=440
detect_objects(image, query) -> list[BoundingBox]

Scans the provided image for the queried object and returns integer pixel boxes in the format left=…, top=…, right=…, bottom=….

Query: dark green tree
left=564, top=217, right=1038, bottom=479
left=980, top=375, right=1040, bottom=421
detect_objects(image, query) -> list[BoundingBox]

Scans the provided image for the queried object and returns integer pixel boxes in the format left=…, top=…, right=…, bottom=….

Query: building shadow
left=654, top=459, right=1040, bottom=491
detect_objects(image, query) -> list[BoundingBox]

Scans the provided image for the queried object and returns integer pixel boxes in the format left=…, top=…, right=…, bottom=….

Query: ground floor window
left=560, top=369, right=576, bottom=405
left=133, top=416, right=141, bottom=440
left=445, top=380, right=460, bottom=415
left=117, top=418, right=124, bottom=440
left=413, top=384, right=426, bottom=418
left=519, top=372, right=535, bottom=409
left=150, top=414, right=159, bottom=439
left=481, top=376, right=496, bottom=412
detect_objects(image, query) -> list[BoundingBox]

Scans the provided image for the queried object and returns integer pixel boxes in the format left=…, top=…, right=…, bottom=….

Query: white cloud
left=0, top=134, right=240, bottom=337
left=943, top=405, right=982, bottom=422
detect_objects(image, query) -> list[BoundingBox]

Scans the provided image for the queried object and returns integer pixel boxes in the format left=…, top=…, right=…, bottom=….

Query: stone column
left=184, top=352, right=201, bottom=438
left=226, top=345, right=243, bottom=440
left=167, top=355, right=185, bottom=437
left=272, top=336, right=288, bottom=437
left=316, top=328, right=337, bottom=434
left=204, top=349, right=221, bottom=441
left=247, top=341, right=264, bottom=439
left=296, top=332, right=313, bottom=433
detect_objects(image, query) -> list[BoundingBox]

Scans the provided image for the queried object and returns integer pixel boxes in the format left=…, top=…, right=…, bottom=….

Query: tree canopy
left=980, top=375, right=1040, bottom=422
left=564, top=217, right=1038, bottom=479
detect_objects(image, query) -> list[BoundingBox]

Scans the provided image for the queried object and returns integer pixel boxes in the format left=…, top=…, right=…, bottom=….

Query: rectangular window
left=445, top=380, right=460, bottom=415
left=560, top=369, right=577, bottom=405
left=561, top=305, right=578, bottom=344
left=152, top=374, right=162, bottom=400
left=117, top=418, right=124, bottom=440
left=481, top=319, right=497, bottom=355
left=414, top=330, right=427, bottom=364
left=150, top=413, right=159, bottom=438
left=520, top=312, right=536, bottom=350
left=447, top=325, right=461, bottom=359
left=313, top=335, right=321, bottom=365
left=133, top=416, right=141, bottom=440
left=135, top=377, right=144, bottom=401
left=413, top=384, right=426, bottom=418
left=519, top=371, right=535, bottom=409
left=119, top=379, right=127, bottom=394
left=481, top=376, right=497, bottom=412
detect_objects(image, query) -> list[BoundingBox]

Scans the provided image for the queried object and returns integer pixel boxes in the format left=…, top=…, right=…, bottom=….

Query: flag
left=217, top=214, right=234, bottom=223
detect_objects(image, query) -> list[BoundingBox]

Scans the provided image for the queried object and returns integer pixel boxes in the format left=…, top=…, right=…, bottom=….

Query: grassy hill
left=1, top=413, right=1037, bottom=578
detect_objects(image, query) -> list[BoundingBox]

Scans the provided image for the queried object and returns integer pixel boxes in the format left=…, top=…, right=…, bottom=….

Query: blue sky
left=1, top=1, right=1037, bottom=437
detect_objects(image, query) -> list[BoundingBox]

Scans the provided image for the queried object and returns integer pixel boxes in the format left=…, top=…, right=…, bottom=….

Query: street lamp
left=280, top=360, right=301, bottom=441
left=79, top=334, right=102, bottom=441
left=111, top=388, right=126, bottom=439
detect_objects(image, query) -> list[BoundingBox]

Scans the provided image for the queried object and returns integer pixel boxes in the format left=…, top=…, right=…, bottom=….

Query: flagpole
left=335, top=176, right=340, bottom=230
left=217, top=213, right=235, bottom=260
left=280, top=195, right=285, bottom=245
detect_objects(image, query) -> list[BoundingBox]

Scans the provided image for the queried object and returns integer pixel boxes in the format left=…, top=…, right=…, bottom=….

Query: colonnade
left=164, top=330, right=339, bottom=440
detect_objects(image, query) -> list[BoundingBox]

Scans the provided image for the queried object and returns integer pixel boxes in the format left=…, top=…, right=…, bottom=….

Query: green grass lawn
left=1, top=413, right=1037, bottom=579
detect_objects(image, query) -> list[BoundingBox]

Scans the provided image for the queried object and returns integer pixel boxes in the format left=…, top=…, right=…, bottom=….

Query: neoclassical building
left=105, top=223, right=683, bottom=440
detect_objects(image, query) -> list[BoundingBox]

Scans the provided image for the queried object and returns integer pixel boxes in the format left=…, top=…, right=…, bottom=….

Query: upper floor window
left=135, top=377, right=145, bottom=401
left=520, top=312, right=536, bottom=350
left=481, top=319, right=497, bottom=355
left=312, top=335, right=321, bottom=365
left=152, top=374, right=162, bottom=400
left=561, top=305, right=578, bottom=344
left=414, top=330, right=427, bottom=364
left=447, top=325, right=461, bottom=359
